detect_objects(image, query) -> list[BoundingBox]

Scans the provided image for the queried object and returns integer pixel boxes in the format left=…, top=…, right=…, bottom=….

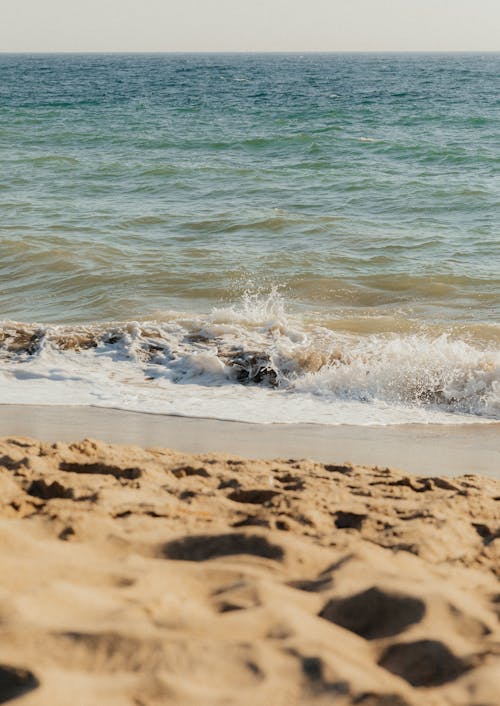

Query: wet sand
left=0, top=404, right=498, bottom=477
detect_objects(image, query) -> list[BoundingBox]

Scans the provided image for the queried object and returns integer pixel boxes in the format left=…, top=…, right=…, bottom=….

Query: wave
left=0, top=291, right=498, bottom=426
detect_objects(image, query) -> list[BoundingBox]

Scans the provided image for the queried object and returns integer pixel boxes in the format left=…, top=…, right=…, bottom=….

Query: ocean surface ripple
left=0, top=54, right=498, bottom=424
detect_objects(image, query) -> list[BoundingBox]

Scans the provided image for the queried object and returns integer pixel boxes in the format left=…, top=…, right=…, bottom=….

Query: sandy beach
left=0, top=433, right=498, bottom=705
left=1, top=47, right=499, bottom=706
left=0, top=405, right=499, bottom=478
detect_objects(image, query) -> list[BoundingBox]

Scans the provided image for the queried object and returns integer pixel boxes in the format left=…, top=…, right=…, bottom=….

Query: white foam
left=0, top=291, right=498, bottom=426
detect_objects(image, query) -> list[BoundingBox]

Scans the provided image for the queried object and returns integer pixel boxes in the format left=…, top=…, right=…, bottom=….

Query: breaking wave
left=0, top=291, right=498, bottom=425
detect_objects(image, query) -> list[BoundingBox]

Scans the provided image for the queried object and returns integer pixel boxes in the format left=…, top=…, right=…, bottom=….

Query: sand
left=0, top=405, right=499, bottom=477
left=0, top=436, right=498, bottom=705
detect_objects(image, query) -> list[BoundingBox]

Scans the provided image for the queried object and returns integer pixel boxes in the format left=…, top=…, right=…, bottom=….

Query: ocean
left=0, top=53, right=499, bottom=425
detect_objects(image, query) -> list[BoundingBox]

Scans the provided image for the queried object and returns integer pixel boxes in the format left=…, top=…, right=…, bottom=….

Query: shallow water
left=0, top=54, right=499, bottom=424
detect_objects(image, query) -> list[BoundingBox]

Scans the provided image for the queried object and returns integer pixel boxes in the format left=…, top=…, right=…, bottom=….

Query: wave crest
left=0, top=291, right=498, bottom=424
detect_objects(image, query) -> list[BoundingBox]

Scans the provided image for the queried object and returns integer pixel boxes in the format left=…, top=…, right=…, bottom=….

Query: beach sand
left=0, top=435, right=498, bottom=705
left=0, top=405, right=499, bottom=478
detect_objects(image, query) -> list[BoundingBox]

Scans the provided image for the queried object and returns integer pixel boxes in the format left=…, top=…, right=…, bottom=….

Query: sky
left=1, top=0, right=500, bottom=53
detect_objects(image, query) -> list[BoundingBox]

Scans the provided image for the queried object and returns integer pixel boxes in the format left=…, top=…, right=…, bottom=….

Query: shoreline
left=0, top=404, right=498, bottom=478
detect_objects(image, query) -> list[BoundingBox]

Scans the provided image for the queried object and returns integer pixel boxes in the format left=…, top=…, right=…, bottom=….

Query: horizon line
left=1, top=49, right=499, bottom=55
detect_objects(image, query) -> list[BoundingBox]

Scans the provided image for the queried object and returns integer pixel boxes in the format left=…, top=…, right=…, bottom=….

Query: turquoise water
left=0, top=54, right=499, bottom=424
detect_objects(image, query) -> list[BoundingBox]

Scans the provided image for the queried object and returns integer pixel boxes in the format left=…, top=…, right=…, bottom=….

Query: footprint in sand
left=227, top=489, right=280, bottom=504
left=319, top=586, right=426, bottom=640
left=162, top=532, right=285, bottom=561
left=378, top=639, right=471, bottom=687
left=0, top=664, right=39, bottom=704
left=59, top=462, right=141, bottom=480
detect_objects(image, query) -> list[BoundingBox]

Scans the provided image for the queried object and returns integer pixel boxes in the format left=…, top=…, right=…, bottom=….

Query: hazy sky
left=2, top=0, right=499, bottom=52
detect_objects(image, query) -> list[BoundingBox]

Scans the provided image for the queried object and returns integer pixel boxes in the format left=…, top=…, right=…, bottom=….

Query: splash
left=0, top=291, right=498, bottom=425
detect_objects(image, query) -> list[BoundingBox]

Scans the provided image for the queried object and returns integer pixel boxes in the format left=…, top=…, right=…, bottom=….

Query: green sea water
left=0, top=53, right=498, bottom=424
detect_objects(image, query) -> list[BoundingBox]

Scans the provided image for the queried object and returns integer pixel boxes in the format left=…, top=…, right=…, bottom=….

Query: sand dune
left=0, top=437, right=498, bottom=705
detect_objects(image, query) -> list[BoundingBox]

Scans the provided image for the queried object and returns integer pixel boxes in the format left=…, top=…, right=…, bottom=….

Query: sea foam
left=0, top=291, right=498, bottom=426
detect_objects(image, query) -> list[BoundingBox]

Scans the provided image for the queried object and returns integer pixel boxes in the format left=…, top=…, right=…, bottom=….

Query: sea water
left=0, top=53, right=498, bottom=424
